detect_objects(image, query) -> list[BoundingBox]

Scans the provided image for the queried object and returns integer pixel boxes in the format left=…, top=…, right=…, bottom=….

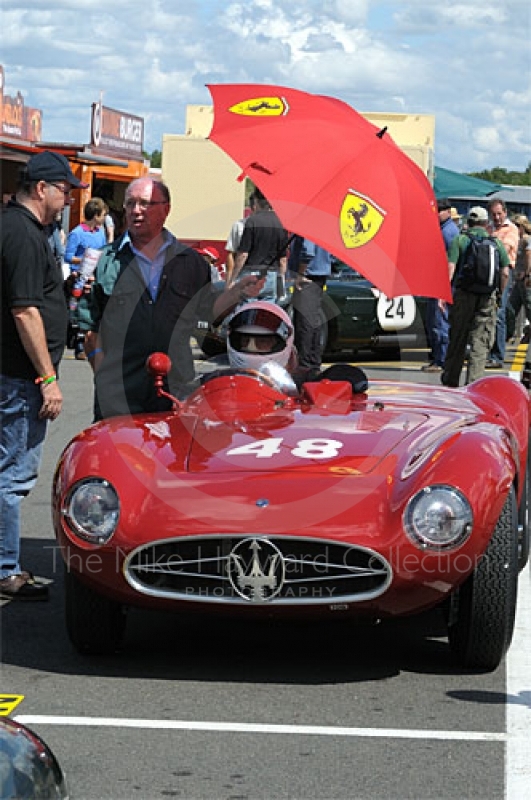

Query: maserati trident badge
left=227, top=538, right=285, bottom=602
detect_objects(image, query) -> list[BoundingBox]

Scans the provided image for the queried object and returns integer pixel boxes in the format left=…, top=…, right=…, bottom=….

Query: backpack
left=457, top=233, right=500, bottom=295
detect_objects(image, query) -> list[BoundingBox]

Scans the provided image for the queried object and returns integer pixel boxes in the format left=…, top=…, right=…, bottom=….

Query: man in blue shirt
left=288, top=236, right=332, bottom=380
left=81, top=177, right=263, bottom=419
left=422, top=199, right=460, bottom=372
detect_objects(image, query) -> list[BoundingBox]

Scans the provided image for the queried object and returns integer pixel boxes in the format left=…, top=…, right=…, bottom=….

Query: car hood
left=72, top=377, right=494, bottom=483
left=187, top=407, right=428, bottom=474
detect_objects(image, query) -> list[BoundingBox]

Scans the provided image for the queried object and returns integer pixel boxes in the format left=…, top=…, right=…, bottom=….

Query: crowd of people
left=424, top=197, right=530, bottom=388
left=2, top=148, right=531, bottom=600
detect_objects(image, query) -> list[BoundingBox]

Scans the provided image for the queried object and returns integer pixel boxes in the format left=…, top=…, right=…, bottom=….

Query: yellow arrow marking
left=0, top=695, right=25, bottom=716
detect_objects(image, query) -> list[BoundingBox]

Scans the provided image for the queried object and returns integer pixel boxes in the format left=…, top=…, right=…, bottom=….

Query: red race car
left=53, top=356, right=530, bottom=671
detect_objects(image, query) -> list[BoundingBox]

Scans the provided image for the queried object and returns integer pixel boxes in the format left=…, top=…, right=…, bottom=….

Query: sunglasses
left=47, top=183, right=72, bottom=196
left=232, top=332, right=284, bottom=354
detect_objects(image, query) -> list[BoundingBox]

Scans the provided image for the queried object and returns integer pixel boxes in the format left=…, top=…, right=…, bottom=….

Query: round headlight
left=64, top=479, right=119, bottom=544
left=403, top=485, right=473, bottom=550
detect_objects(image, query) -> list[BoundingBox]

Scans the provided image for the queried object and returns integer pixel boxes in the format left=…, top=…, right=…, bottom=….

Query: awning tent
left=433, top=167, right=505, bottom=199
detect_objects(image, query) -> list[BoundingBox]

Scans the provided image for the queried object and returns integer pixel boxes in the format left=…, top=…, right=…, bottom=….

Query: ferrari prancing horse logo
left=229, top=96, right=289, bottom=117
left=340, top=190, right=386, bottom=249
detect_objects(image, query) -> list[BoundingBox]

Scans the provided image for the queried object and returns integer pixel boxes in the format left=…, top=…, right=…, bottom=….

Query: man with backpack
left=441, top=206, right=510, bottom=388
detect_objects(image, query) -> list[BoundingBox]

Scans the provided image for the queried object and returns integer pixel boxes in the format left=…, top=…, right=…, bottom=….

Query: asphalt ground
left=1, top=343, right=530, bottom=800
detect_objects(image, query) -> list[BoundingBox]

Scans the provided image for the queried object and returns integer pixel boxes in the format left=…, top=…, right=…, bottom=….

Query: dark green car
left=322, top=263, right=428, bottom=357
left=195, top=262, right=428, bottom=359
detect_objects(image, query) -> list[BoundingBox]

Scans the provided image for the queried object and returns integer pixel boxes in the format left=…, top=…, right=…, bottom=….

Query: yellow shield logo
left=340, top=190, right=386, bottom=249
left=229, top=96, right=289, bottom=117
left=0, top=695, right=25, bottom=716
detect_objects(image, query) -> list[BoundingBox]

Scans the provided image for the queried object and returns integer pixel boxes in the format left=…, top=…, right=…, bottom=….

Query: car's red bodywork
left=52, top=372, right=529, bottom=630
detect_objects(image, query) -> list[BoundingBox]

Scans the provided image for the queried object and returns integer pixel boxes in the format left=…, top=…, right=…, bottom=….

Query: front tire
left=517, top=440, right=530, bottom=571
left=65, top=568, right=127, bottom=655
left=447, top=487, right=518, bottom=671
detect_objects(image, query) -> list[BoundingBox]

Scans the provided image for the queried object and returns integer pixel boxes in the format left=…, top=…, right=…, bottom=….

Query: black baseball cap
left=24, top=151, right=88, bottom=188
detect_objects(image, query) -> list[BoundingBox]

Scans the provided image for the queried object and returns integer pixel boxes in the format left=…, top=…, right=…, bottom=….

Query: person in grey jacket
left=81, top=177, right=263, bottom=419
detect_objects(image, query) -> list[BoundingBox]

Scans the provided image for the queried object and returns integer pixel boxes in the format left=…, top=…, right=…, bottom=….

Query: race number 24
left=377, top=293, right=416, bottom=331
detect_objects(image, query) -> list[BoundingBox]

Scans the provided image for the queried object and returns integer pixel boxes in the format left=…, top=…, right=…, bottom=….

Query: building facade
left=0, top=66, right=148, bottom=233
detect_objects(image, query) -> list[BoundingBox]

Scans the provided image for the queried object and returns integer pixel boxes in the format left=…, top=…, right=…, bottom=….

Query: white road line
left=506, top=362, right=531, bottom=797
left=506, top=565, right=531, bottom=799
left=15, top=715, right=506, bottom=742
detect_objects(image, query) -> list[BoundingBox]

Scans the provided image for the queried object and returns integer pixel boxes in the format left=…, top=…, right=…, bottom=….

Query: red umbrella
left=207, top=83, right=452, bottom=301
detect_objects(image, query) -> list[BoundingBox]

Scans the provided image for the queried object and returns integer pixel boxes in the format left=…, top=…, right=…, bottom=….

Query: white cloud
left=0, top=0, right=529, bottom=171
left=473, top=126, right=502, bottom=154
left=321, top=0, right=370, bottom=25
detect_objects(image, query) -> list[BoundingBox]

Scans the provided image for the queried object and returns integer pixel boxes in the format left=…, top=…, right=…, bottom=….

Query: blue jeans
left=0, top=375, right=47, bottom=578
left=239, top=270, right=281, bottom=303
left=425, top=298, right=449, bottom=367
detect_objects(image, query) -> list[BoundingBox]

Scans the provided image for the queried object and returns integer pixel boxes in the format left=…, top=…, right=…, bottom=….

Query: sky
left=1, top=0, right=530, bottom=173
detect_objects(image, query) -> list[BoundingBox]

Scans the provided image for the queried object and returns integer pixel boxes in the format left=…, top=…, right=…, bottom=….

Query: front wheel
left=447, top=487, right=518, bottom=671
left=65, top=568, right=127, bottom=655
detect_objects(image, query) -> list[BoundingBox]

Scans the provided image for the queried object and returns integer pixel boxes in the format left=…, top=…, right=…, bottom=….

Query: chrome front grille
left=124, top=535, right=392, bottom=605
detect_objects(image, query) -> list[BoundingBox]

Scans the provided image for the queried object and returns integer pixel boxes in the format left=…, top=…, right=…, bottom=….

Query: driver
left=226, top=300, right=296, bottom=374
left=226, top=300, right=368, bottom=394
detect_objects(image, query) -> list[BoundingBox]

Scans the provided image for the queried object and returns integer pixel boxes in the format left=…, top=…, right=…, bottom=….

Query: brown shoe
left=75, top=351, right=87, bottom=361
left=0, top=572, right=49, bottom=601
left=421, top=364, right=443, bottom=373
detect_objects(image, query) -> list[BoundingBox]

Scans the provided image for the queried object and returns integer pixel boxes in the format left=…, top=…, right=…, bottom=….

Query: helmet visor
left=230, top=331, right=286, bottom=354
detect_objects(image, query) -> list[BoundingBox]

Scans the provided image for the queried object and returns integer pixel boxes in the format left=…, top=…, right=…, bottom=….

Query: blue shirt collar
left=119, top=227, right=175, bottom=255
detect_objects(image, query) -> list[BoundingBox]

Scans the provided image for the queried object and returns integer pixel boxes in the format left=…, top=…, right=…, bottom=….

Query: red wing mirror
left=145, top=353, right=181, bottom=413
left=146, top=352, right=172, bottom=377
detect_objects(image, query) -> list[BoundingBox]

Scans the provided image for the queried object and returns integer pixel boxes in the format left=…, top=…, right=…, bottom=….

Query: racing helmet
left=227, top=300, right=294, bottom=372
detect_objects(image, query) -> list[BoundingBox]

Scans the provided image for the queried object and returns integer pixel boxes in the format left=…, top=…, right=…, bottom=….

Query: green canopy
left=433, top=167, right=505, bottom=199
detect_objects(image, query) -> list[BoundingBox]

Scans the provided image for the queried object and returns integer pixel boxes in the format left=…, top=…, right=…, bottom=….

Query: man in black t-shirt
left=0, top=151, right=86, bottom=600
left=230, top=189, right=288, bottom=302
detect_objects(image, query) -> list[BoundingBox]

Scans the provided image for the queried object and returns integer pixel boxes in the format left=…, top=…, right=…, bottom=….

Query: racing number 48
left=226, top=438, right=344, bottom=460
